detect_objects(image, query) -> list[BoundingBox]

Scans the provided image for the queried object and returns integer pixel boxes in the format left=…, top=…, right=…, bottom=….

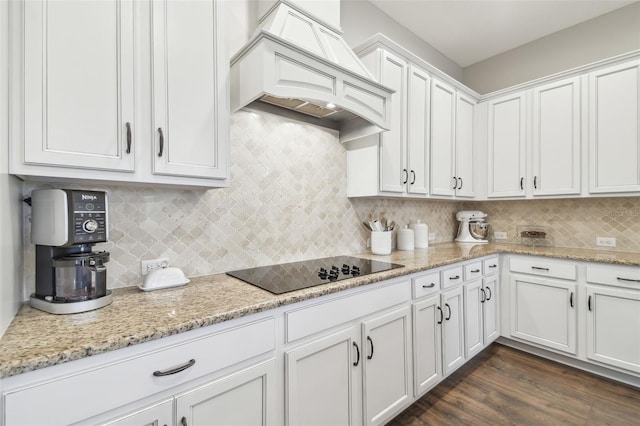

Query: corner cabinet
left=9, top=0, right=229, bottom=188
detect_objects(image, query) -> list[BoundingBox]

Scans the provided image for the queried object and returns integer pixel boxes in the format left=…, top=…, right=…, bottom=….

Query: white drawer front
left=464, top=262, right=483, bottom=281
left=4, top=318, right=275, bottom=426
left=587, top=264, right=640, bottom=289
left=509, top=256, right=576, bottom=280
left=483, top=257, right=499, bottom=275
left=285, top=279, right=411, bottom=343
left=412, top=272, right=441, bottom=299
left=441, top=266, right=464, bottom=289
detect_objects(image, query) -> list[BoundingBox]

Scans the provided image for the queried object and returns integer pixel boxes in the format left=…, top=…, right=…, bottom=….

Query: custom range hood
left=231, top=0, right=393, bottom=143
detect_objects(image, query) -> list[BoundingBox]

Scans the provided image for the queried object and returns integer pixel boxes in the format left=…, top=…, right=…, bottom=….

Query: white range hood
left=230, top=1, right=393, bottom=143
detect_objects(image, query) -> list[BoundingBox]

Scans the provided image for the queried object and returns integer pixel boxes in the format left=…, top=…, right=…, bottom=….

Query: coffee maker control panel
left=70, top=191, right=107, bottom=244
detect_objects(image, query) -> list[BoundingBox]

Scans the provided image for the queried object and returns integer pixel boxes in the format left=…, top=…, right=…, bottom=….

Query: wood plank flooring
left=388, top=344, right=640, bottom=426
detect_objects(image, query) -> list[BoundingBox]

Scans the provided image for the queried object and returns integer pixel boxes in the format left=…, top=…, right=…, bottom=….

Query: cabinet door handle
left=158, top=127, right=165, bottom=157
left=520, top=177, right=524, bottom=190
left=153, top=359, right=195, bottom=377
left=445, top=303, right=451, bottom=320
left=367, top=336, right=374, bottom=360
left=480, top=288, right=486, bottom=303
left=486, top=286, right=492, bottom=301
left=181, top=417, right=188, bottom=426
left=353, top=342, right=360, bottom=367
left=617, top=277, right=640, bottom=283
left=410, top=170, right=416, bottom=185
left=534, top=176, right=538, bottom=189
left=125, top=122, right=132, bottom=154
left=422, top=283, right=436, bottom=289
left=437, top=306, right=443, bottom=324
left=452, top=176, right=457, bottom=189
left=570, top=292, right=574, bottom=308
left=402, top=169, right=408, bottom=184
left=588, top=295, right=592, bottom=311
left=531, top=266, right=549, bottom=271
left=458, top=177, right=463, bottom=190
left=449, top=275, right=460, bottom=280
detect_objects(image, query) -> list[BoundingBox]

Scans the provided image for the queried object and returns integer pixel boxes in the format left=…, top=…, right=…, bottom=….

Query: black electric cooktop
left=227, top=256, right=404, bottom=295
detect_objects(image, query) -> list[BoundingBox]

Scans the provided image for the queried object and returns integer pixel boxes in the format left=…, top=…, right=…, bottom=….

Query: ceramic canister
left=410, top=220, right=429, bottom=248
left=397, top=225, right=414, bottom=250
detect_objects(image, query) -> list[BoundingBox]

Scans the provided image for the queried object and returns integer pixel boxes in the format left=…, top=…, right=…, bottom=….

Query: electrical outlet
left=141, top=257, right=169, bottom=275
left=596, top=237, right=616, bottom=247
left=494, top=231, right=508, bottom=240
left=366, top=238, right=371, bottom=248
left=428, top=232, right=436, bottom=241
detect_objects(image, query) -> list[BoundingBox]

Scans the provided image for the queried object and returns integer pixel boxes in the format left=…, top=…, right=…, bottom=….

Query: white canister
left=397, top=225, right=414, bottom=251
left=410, top=220, right=429, bottom=248
left=370, top=231, right=392, bottom=255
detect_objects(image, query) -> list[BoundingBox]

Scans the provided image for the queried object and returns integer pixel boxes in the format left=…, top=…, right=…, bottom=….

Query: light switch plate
left=494, top=231, right=507, bottom=240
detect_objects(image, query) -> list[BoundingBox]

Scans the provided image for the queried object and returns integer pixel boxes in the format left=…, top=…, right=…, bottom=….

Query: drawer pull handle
left=480, top=288, right=486, bottom=303
left=353, top=342, right=360, bottom=367
left=367, top=336, right=374, bottom=360
left=445, top=303, right=452, bottom=320
left=449, top=275, right=460, bottom=280
left=422, top=283, right=436, bottom=289
left=488, top=264, right=497, bottom=268
left=617, top=277, right=640, bottom=283
left=531, top=266, right=549, bottom=271
left=437, top=306, right=443, bottom=324
left=486, top=286, right=492, bottom=301
left=471, top=269, right=480, bottom=273
left=153, top=359, right=196, bottom=377
left=570, top=292, right=574, bottom=308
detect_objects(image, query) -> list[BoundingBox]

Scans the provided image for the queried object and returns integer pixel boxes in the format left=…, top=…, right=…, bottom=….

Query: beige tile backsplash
left=22, top=110, right=639, bottom=295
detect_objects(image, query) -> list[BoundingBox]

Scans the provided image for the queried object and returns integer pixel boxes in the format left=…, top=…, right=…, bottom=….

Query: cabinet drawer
left=441, top=266, right=464, bottom=289
left=3, top=318, right=275, bottom=426
left=464, top=262, right=483, bottom=281
left=509, top=256, right=576, bottom=280
left=285, top=279, right=411, bottom=343
left=586, top=264, right=640, bottom=289
left=412, top=272, right=441, bottom=299
left=483, top=257, right=499, bottom=275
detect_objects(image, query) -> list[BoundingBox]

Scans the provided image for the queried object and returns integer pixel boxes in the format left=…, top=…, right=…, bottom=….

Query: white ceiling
left=367, top=0, right=638, bottom=67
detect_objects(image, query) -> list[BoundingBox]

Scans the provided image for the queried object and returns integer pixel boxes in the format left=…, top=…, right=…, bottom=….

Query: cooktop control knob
left=318, top=267, right=328, bottom=280
left=82, top=219, right=99, bottom=233
left=351, top=265, right=361, bottom=276
left=341, top=264, right=350, bottom=274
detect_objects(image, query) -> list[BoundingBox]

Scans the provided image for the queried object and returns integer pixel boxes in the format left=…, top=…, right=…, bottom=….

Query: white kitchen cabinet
left=151, top=0, right=228, bottom=180
left=442, top=286, right=466, bottom=375
left=588, top=60, right=640, bottom=194
left=455, top=92, right=476, bottom=198
left=175, top=360, right=276, bottom=426
left=19, top=0, right=135, bottom=172
left=430, top=78, right=456, bottom=197
left=486, top=92, right=527, bottom=198
left=285, top=327, right=360, bottom=426
left=362, top=306, right=412, bottom=426
left=100, top=398, right=173, bottom=426
left=406, top=64, right=431, bottom=195
left=412, top=294, right=443, bottom=396
left=532, top=77, right=581, bottom=196
left=463, top=279, right=484, bottom=359
left=482, top=274, right=500, bottom=345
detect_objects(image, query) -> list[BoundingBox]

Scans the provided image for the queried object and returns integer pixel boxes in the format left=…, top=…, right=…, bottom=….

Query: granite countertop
left=1, top=243, right=639, bottom=379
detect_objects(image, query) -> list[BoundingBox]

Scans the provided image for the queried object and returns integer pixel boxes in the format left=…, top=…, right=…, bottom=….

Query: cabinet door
left=23, top=0, right=135, bottom=171
left=175, top=360, right=275, bottom=426
left=412, top=295, right=443, bottom=397
left=586, top=285, right=640, bottom=373
left=151, top=0, right=228, bottom=180
left=510, top=275, right=577, bottom=355
left=483, top=275, right=500, bottom=345
left=588, top=60, right=640, bottom=193
left=463, top=280, right=484, bottom=359
left=455, top=92, right=476, bottom=198
left=532, top=77, right=581, bottom=196
left=378, top=50, right=408, bottom=193
left=362, top=306, right=412, bottom=426
left=442, top=287, right=465, bottom=375
left=487, top=93, right=526, bottom=198
left=285, top=327, right=360, bottom=426
left=100, top=398, right=173, bottom=426
left=430, top=78, right=456, bottom=197
left=407, top=64, right=430, bottom=195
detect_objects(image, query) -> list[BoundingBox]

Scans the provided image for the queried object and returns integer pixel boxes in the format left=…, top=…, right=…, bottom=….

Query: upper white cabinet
left=406, top=64, right=432, bottom=195
left=455, top=91, right=476, bottom=198
left=151, top=0, right=228, bottom=180
left=588, top=60, right=640, bottom=194
left=9, top=0, right=229, bottom=188
left=20, top=0, right=136, bottom=172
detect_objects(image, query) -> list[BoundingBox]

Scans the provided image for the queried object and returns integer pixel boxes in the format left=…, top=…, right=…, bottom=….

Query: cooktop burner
left=227, top=256, right=404, bottom=295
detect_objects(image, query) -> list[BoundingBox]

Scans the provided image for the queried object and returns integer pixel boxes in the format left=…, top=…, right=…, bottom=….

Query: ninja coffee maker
left=30, top=189, right=112, bottom=314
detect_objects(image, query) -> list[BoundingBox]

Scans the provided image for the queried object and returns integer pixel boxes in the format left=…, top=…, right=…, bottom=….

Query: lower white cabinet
left=442, top=286, right=466, bottom=375
left=412, top=294, right=443, bottom=396
left=482, top=274, right=500, bottom=345
left=100, top=398, right=174, bottom=426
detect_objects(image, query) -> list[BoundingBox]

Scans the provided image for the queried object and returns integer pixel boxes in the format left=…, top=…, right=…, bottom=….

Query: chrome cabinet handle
left=410, top=170, right=416, bottom=185
left=153, top=359, right=195, bottom=377
left=367, top=336, right=374, bottom=360
left=125, top=122, right=132, bottom=154
left=353, top=342, right=360, bottom=367
left=617, top=277, right=640, bottom=283
left=157, top=127, right=164, bottom=157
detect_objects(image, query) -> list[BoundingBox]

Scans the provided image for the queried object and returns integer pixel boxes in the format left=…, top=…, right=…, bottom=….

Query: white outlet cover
left=141, top=257, right=170, bottom=275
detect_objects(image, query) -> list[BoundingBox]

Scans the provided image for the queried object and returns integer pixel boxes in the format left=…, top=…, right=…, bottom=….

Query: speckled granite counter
left=1, top=243, right=638, bottom=379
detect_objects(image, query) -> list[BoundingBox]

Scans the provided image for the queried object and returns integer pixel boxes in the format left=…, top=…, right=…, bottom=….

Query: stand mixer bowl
left=469, top=222, right=490, bottom=240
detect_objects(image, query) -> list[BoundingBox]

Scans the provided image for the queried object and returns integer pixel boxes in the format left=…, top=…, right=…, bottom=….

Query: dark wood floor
left=388, top=344, right=640, bottom=425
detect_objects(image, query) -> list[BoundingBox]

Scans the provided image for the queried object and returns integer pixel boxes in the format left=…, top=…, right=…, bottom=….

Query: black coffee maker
left=30, top=189, right=112, bottom=314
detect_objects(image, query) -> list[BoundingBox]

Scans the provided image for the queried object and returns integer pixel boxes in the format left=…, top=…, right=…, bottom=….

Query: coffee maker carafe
left=455, top=210, right=490, bottom=244
left=30, top=189, right=112, bottom=314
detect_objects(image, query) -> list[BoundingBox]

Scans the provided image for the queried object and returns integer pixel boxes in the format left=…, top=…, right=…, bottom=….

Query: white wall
left=340, top=0, right=463, bottom=81
left=0, top=0, right=24, bottom=337
left=463, top=2, right=640, bottom=94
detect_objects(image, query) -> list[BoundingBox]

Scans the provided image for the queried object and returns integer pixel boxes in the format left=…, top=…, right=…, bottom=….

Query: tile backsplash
left=21, top=110, right=640, bottom=297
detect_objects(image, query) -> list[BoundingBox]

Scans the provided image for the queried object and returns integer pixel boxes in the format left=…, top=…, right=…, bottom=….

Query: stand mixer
left=455, top=211, right=490, bottom=243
